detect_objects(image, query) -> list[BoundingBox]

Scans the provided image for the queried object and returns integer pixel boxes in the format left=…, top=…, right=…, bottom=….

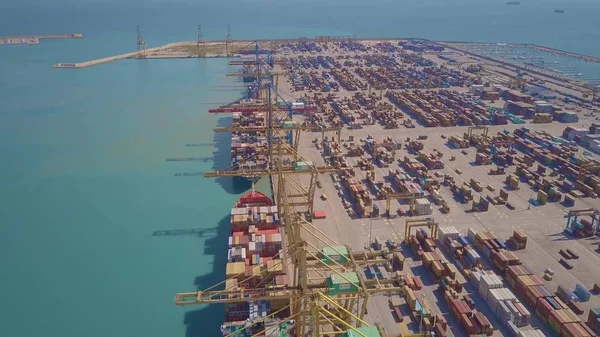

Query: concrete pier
left=53, top=37, right=600, bottom=70
left=0, top=34, right=83, bottom=46
left=53, top=42, right=193, bottom=69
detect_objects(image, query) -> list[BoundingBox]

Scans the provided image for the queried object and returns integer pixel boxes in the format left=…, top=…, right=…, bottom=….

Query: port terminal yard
left=173, top=37, right=600, bottom=337
left=270, top=39, right=600, bottom=336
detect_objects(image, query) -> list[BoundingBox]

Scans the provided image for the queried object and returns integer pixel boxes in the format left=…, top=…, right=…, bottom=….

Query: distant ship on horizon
left=506, top=1, right=521, bottom=5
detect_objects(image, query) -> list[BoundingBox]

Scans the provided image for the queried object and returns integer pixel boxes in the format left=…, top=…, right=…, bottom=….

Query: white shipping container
left=471, top=271, right=482, bottom=289
left=514, top=302, right=530, bottom=327
left=572, top=127, right=589, bottom=136
left=478, top=281, right=489, bottom=300
left=507, top=321, right=520, bottom=335
left=437, top=226, right=460, bottom=244
left=467, top=249, right=481, bottom=261
left=506, top=301, right=521, bottom=326
left=522, top=330, right=546, bottom=337
left=497, top=300, right=514, bottom=323
left=488, top=288, right=517, bottom=313
left=481, top=273, right=503, bottom=290
left=292, top=102, right=305, bottom=109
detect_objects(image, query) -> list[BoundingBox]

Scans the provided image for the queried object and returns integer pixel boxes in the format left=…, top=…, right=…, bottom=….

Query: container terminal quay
left=81, top=29, right=600, bottom=337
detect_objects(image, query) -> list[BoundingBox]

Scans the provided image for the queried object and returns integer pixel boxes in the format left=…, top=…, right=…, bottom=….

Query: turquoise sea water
left=1, top=1, right=600, bottom=337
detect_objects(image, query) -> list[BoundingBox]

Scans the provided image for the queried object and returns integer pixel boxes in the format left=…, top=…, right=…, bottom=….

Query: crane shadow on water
left=179, top=214, right=230, bottom=337
left=213, top=116, right=253, bottom=195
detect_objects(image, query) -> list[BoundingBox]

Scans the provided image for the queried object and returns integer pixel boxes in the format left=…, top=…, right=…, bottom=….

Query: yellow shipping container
left=554, top=297, right=568, bottom=310
left=565, top=309, right=581, bottom=323
left=226, top=262, right=246, bottom=279
left=265, top=260, right=284, bottom=275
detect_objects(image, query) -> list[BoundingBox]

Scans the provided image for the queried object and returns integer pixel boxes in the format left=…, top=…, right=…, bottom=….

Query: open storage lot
left=266, top=39, right=600, bottom=337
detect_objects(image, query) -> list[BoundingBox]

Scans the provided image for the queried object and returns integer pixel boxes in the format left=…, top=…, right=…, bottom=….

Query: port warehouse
left=168, top=36, right=600, bottom=337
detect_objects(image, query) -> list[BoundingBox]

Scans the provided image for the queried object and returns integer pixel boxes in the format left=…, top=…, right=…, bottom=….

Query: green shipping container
left=320, top=246, right=349, bottom=265
left=282, top=121, right=296, bottom=129
left=342, top=326, right=381, bottom=337
left=327, top=272, right=360, bottom=296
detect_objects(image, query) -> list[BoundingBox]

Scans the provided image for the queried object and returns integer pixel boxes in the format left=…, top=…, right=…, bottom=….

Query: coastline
left=52, top=37, right=600, bottom=70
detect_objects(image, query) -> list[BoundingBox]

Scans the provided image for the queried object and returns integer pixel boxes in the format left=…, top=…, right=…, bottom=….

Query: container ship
left=220, top=189, right=291, bottom=336
left=231, top=109, right=269, bottom=182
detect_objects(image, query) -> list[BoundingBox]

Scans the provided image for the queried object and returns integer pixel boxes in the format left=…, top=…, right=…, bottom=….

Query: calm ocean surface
left=1, top=1, right=599, bottom=336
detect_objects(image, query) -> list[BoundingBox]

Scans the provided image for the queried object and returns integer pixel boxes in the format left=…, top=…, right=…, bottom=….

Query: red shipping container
left=450, top=299, right=458, bottom=316
left=536, top=297, right=553, bottom=320
left=461, top=313, right=475, bottom=335
left=403, top=275, right=414, bottom=289
left=579, top=322, right=596, bottom=337
left=414, top=276, right=423, bottom=290
left=471, top=314, right=483, bottom=334
left=256, top=229, right=279, bottom=235
left=515, top=276, right=529, bottom=300
left=457, top=301, right=466, bottom=315
left=568, top=300, right=584, bottom=315
left=312, top=210, right=326, bottom=219
left=435, top=323, right=447, bottom=337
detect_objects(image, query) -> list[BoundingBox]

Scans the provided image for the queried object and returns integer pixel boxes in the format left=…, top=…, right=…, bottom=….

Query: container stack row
left=230, top=206, right=280, bottom=233
left=345, top=177, right=372, bottom=218
left=471, top=270, right=532, bottom=328
left=230, top=111, right=268, bottom=172
left=445, top=287, right=494, bottom=336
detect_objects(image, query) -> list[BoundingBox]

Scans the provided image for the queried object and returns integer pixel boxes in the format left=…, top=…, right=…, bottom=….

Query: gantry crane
left=404, top=218, right=439, bottom=244
left=213, top=122, right=341, bottom=162
left=197, top=25, right=206, bottom=58
left=564, top=208, right=600, bottom=235
left=464, top=126, right=489, bottom=144
left=174, top=44, right=406, bottom=336
left=136, top=25, right=147, bottom=58
left=227, top=70, right=287, bottom=98
left=175, top=198, right=405, bottom=337
left=226, top=24, right=233, bottom=57
left=578, top=162, right=600, bottom=181
left=383, top=192, right=418, bottom=217
left=204, top=143, right=341, bottom=217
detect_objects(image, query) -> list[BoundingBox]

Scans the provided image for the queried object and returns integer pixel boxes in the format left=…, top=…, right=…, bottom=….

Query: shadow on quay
left=182, top=214, right=230, bottom=337
left=212, top=116, right=252, bottom=195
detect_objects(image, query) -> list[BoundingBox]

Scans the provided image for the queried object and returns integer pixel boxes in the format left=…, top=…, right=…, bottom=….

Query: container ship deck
left=220, top=190, right=290, bottom=336
left=231, top=109, right=269, bottom=182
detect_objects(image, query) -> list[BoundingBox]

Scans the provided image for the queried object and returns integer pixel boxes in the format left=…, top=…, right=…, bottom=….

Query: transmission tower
left=197, top=25, right=205, bottom=58
left=136, top=25, right=147, bottom=58
left=225, top=24, right=233, bottom=57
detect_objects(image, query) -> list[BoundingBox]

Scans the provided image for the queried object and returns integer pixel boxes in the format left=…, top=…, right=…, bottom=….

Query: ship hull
left=222, top=190, right=288, bottom=333
left=233, top=175, right=260, bottom=184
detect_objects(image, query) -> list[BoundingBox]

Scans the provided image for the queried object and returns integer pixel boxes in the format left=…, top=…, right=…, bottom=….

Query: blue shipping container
left=575, top=284, right=591, bottom=302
